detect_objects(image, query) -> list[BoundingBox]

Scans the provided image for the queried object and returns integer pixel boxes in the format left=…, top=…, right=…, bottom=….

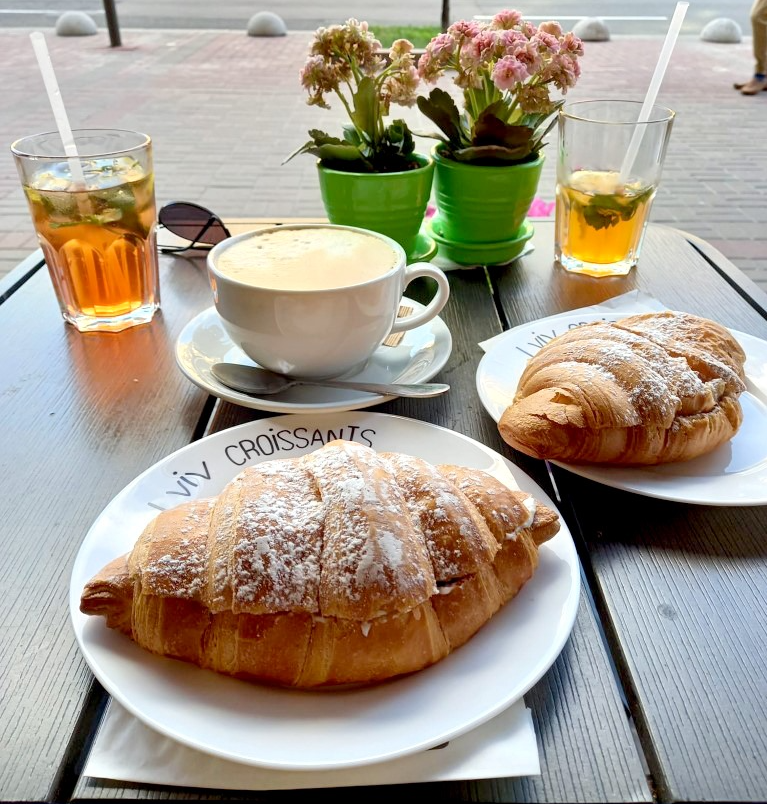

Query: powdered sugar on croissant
left=81, top=440, right=560, bottom=687
left=499, top=311, right=746, bottom=465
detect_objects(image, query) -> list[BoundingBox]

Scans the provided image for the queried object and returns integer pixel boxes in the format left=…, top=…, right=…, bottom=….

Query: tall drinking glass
left=555, top=100, right=675, bottom=277
left=12, top=129, right=160, bottom=332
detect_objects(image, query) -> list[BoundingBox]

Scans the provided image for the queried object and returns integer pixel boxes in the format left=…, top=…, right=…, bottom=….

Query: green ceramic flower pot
left=432, top=144, right=544, bottom=244
left=317, top=154, right=434, bottom=258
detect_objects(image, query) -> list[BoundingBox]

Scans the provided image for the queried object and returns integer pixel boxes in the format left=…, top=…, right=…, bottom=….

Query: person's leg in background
left=735, top=0, right=767, bottom=94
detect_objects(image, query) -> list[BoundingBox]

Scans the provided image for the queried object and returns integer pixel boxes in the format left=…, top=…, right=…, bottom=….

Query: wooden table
left=2, top=221, right=766, bottom=803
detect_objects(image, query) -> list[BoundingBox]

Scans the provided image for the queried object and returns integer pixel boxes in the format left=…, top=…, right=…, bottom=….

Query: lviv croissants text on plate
left=498, top=311, right=747, bottom=465
left=81, top=440, right=560, bottom=687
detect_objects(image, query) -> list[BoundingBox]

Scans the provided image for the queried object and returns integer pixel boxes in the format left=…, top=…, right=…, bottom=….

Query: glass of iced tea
left=555, top=100, right=675, bottom=277
left=11, top=129, right=159, bottom=332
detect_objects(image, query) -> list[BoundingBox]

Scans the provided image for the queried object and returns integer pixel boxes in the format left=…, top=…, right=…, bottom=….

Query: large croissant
left=499, top=311, right=747, bottom=465
left=81, top=440, right=559, bottom=688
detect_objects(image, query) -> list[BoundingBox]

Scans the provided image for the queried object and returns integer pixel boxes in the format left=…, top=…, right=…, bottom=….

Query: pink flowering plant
left=285, top=19, right=422, bottom=173
left=417, top=11, right=584, bottom=164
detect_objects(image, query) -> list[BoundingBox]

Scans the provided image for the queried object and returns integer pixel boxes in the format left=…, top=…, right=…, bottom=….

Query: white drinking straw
left=29, top=31, right=87, bottom=188
left=618, top=1, right=688, bottom=184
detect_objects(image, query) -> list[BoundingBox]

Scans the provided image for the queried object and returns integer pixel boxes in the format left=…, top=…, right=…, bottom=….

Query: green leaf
left=473, top=112, right=534, bottom=153
left=342, top=125, right=364, bottom=147
left=307, top=129, right=348, bottom=147
left=530, top=120, right=557, bottom=152
left=384, top=119, right=415, bottom=156
left=449, top=144, right=537, bottom=164
left=282, top=119, right=418, bottom=173
left=351, top=77, right=379, bottom=140
left=283, top=130, right=365, bottom=165
left=481, top=99, right=507, bottom=121
left=313, top=143, right=369, bottom=162
left=529, top=109, right=560, bottom=152
left=51, top=212, right=121, bottom=229
left=580, top=182, right=656, bottom=230
left=282, top=130, right=330, bottom=163
left=582, top=202, right=622, bottom=230
left=581, top=194, right=636, bottom=230
left=416, top=88, right=466, bottom=148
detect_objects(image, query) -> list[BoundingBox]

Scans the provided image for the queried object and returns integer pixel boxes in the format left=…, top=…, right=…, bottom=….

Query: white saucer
left=176, top=300, right=452, bottom=414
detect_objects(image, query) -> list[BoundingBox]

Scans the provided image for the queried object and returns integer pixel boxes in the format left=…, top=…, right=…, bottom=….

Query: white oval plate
left=175, top=300, right=452, bottom=414
left=477, top=311, right=767, bottom=506
left=70, top=412, right=579, bottom=771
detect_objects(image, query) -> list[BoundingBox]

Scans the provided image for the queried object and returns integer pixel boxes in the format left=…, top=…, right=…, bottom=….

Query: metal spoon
left=212, top=363, right=450, bottom=398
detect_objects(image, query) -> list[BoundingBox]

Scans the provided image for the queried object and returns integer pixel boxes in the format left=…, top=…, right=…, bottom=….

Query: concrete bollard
left=572, top=18, right=611, bottom=42
left=247, top=11, right=287, bottom=37
left=55, top=11, right=98, bottom=36
left=700, top=18, right=742, bottom=43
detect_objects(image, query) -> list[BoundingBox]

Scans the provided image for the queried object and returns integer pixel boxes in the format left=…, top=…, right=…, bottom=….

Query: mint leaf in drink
left=583, top=202, right=622, bottom=230
left=91, top=183, right=147, bottom=235
left=49, top=209, right=124, bottom=228
left=582, top=192, right=645, bottom=230
left=29, top=187, right=80, bottom=222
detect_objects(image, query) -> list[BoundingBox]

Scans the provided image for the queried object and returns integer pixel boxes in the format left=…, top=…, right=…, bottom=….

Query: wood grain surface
left=493, top=222, right=767, bottom=802
left=4, top=221, right=764, bottom=802
left=72, top=253, right=650, bottom=802
left=0, top=253, right=213, bottom=800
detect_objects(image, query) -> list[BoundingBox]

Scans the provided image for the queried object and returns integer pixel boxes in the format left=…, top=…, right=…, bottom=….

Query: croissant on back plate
left=498, top=311, right=747, bottom=465
left=80, top=439, right=560, bottom=688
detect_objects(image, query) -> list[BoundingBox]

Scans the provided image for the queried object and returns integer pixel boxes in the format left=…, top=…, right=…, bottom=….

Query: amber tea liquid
left=23, top=156, right=159, bottom=332
left=556, top=170, right=655, bottom=277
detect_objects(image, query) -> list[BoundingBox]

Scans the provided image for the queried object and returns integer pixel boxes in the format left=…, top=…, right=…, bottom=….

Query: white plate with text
left=477, top=311, right=767, bottom=506
left=70, top=412, right=579, bottom=771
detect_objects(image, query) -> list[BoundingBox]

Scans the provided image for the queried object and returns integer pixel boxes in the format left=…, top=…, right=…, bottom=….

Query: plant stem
left=336, top=88, right=357, bottom=131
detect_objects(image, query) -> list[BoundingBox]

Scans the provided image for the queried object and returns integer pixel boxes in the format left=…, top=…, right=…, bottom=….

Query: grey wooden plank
left=684, top=231, right=767, bottom=319
left=493, top=223, right=767, bottom=801
left=468, top=597, right=651, bottom=803
left=0, top=247, right=44, bottom=301
left=0, top=253, right=215, bottom=801
left=73, top=266, right=650, bottom=802
left=495, top=223, right=767, bottom=339
left=562, top=477, right=767, bottom=802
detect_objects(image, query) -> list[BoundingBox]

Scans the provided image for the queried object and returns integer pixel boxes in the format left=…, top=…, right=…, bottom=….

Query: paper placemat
left=83, top=698, right=539, bottom=790
left=479, top=289, right=668, bottom=353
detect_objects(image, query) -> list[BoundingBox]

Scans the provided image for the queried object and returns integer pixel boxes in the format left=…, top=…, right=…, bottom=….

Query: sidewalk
left=1, top=28, right=765, bottom=287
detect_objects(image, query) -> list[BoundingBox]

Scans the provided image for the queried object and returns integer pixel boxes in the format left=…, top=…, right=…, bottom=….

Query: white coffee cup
left=207, top=223, right=450, bottom=379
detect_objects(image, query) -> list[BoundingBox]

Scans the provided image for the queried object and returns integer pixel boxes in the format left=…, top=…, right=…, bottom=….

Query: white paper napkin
left=433, top=242, right=535, bottom=272
left=83, top=698, right=539, bottom=790
left=479, top=289, right=668, bottom=353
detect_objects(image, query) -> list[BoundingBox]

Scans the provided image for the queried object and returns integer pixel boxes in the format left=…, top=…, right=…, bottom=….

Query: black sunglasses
left=157, top=201, right=232, bottom=254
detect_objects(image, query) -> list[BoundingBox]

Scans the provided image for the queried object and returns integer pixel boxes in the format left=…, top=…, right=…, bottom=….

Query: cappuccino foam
left=216, top=227, right=400, bottom=291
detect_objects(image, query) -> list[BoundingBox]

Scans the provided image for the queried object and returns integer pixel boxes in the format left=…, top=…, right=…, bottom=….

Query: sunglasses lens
left=159, top=202, right=229, bottom=245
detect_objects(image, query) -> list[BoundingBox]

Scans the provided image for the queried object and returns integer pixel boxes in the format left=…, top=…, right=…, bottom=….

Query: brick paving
left=1, top=28, right=765, bottom=286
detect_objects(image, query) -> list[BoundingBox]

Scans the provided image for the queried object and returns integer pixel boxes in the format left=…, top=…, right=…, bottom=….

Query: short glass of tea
left=12, top=129, right=160, bottom=332
left=555, top=100, right=675, bottom=277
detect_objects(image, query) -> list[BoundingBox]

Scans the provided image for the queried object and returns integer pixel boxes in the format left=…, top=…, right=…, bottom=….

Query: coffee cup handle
left=389, top=262, right=450, bottom=333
